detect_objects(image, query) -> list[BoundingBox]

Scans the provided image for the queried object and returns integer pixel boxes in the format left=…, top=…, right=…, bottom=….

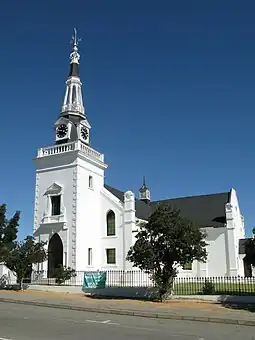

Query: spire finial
left=70, top=28, right=81, bottom=64
left=143, top=175, right=146, bottom=186
left=140, top=176, right=148, bottom=190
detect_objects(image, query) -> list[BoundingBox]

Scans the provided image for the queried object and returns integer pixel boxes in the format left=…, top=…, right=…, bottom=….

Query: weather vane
left=70, top=28, right=81, bottom=64
left=71, top=28, right=81, bottom=47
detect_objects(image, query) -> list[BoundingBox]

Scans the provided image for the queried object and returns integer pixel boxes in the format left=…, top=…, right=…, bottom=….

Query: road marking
left=86, top=319, right=101, bottom=323
left=106, top=322, right=120, bottom=325
left=0, top=337, right=12, bottom=340
left=85, top=319, right=120, bottom=326
left=101, top=320, right=111, bottom=324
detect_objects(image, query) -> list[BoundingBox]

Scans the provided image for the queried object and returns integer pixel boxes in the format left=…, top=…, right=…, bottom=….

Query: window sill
left=102, top=236, right=118, bottom=239
left=88, top=187, right=94, bottom=191
left=41, top=214, right=66, bottom=225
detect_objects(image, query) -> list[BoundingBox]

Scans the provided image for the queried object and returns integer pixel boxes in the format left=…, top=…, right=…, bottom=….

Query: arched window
left=89, top=175, right=93, bottom=189
left=107, top=210, right=116, bottom=236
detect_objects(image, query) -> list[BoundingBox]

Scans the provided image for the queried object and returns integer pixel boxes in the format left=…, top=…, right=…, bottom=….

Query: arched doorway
left=47, top=233, right=63, bottom=278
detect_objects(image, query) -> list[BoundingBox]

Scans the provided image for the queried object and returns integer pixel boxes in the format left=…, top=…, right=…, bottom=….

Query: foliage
left=54, top=265, right=76, bottom=284
left=202, top=280, right=215, bottom=295
left=0, top=274, right=8, bottom=289
left=4, top=236, right=47, bottom=285
left=0, top=204, right=20, bottom=262
left=244, top=238, right=255, bottom=267
left=126, top=204, right=208, bottom=301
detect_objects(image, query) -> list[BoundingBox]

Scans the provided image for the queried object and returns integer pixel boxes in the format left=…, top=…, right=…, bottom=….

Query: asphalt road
left=0, top=302, right=254, bottom=340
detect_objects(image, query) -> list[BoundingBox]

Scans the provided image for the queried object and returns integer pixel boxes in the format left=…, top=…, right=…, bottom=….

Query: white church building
left=32, top=30, right=249, bottom=279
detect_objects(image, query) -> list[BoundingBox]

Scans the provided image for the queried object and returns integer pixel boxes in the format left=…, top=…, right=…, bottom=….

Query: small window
left=107, top=210, right=116, bottom=236
left=106, top=248, right=116, bottom=264
left=88, top=248, right=92, bottom=266
left=183, top=262, right=192, bottom=271
left=89, top=176, right=93, bottom=189
left=51, top=195, right=61, bottom=216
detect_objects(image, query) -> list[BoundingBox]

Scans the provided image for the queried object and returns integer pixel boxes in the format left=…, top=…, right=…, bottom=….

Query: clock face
left=81, top=126, right=88, bottom=140
left=56, top=124, right=68, bottom=138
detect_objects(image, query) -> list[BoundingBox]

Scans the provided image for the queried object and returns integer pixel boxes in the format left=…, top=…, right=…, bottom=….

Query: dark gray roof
left=104, top=184, right=230, bottom=227
left=150, top=192, right=230, bottom=228
left=104, top=184, right=151, bottom=220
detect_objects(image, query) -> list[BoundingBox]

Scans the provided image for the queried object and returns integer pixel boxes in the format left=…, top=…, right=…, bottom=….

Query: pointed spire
left=142, top=175, right=147, bottom=188
left=61, top=28, right=85, bottom=118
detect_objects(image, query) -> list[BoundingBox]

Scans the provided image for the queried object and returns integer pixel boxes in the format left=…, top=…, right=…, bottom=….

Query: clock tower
left=139, top=176, right=150, bottom=204
left=33, top=29, right=107, bottom=275
left=55, top=28, right=91, bottom=145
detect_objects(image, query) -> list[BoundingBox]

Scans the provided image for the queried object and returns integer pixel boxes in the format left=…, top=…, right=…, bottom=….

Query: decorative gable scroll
left=44, top=183, right=63, bottom=196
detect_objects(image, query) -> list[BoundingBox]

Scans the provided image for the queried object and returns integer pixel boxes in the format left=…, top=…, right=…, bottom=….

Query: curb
left=0, top=297, right=254, bottom=327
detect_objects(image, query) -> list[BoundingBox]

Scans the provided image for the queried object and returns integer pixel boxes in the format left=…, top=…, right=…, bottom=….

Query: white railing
left=37, top=141, right=104, bottom=162
left=37, top=142, right=75, bottom=157
left=79, top=143, right=104, bottom=162
left=61, top=104, right=84, bottom=114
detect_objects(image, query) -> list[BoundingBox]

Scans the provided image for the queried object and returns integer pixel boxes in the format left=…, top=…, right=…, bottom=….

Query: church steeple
left=61, top=28, right=85, bottom=119
left=55, top=29, right=91, bottom=146
left=139, top=176, right=150, bottom=204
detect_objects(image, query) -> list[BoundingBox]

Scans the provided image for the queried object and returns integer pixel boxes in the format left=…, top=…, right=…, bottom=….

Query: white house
left=32, top=30, right=249, bottom=279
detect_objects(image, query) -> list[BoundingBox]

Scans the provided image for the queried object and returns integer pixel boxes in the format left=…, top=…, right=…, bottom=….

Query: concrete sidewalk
left=0, top=290, right=254, bottom=326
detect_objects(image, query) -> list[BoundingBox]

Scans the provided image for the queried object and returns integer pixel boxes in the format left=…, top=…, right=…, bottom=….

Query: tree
left=4, top=236, right=47, bottom=287
left=244, top=238, right=255, bottom=267
left=127, top=204, right=208, bottom=301
left=0, top=204, right=20, bottom=262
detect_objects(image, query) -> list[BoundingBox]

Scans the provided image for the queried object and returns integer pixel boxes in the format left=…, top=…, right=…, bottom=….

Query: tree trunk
left=16, top=274, right=24, bottom=290
left=159, top=267, right=177, bottom=301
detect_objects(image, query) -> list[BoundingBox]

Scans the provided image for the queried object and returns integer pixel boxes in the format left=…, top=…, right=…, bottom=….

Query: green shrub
left=54, top=265, right=76, bottom=285
left=202, top=279, right=215, bottom=295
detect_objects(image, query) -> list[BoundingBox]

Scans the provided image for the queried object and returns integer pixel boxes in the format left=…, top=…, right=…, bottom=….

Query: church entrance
left=47, top=233, right=63, bottom=278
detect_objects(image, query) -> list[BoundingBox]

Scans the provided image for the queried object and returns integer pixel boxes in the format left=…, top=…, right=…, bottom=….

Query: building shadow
left=83, top=286, right=159, bottom=301
left=221, top=301, right=255, bottom=313
left=217, top=294, right=255, bottom=313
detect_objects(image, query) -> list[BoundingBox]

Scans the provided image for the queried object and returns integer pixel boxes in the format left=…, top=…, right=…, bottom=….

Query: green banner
left=82, top=271, right=106, bottom=290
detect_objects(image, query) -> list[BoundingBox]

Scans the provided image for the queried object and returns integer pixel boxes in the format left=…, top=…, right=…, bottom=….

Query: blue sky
left=1, top=0, right=255, bottom=239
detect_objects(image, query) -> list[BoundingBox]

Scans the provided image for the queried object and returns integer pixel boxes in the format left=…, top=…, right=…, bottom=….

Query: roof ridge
left=151, top=191, right=230, bottom=203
